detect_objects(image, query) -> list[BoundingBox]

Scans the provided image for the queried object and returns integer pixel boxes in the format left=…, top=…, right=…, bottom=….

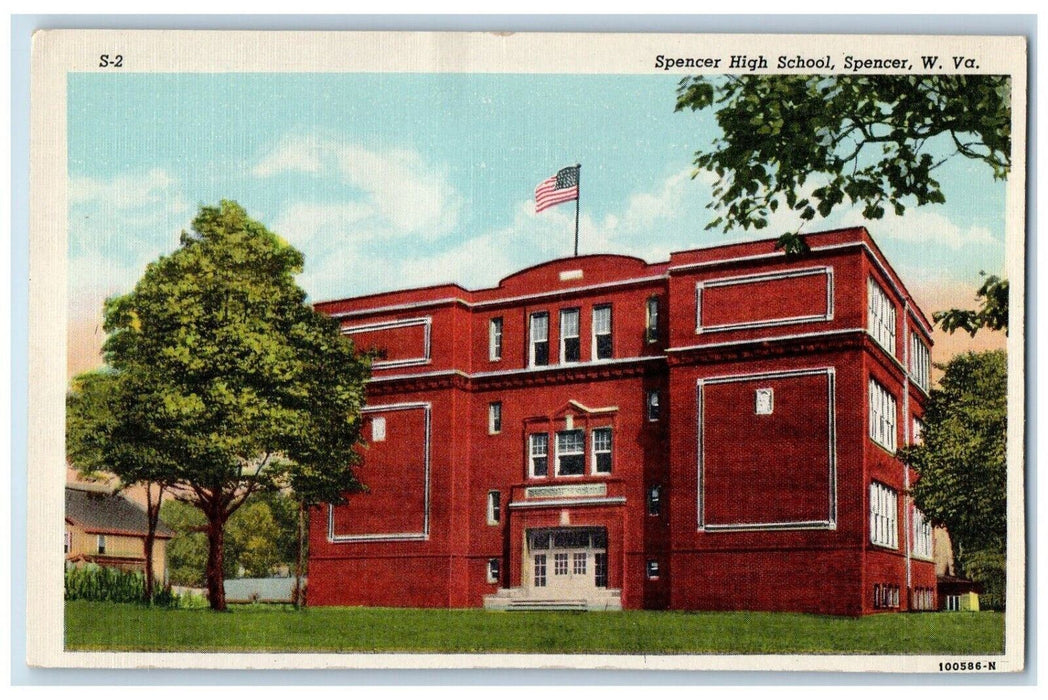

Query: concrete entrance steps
left=483, top=588, right=622, bottom=611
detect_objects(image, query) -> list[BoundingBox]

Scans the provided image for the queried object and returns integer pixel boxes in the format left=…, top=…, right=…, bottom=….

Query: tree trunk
left=205, top=504, right=229, bottom=611
left=142, top=483, right=161, bottom=603
left=294, top=502, right=305, bottom=608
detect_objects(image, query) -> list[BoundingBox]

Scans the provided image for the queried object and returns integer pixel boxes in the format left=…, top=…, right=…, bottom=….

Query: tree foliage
left=67, top=369, right=175, bottom=601
left=75, top=200, right=370, bottom=609
left=675, top=75, right=1011, bottom=253
left=934, top=273, right=1010, bottom=336
left=902, top=350, right=1007, bottom=606
left=162, top=491, right=299, bottom=584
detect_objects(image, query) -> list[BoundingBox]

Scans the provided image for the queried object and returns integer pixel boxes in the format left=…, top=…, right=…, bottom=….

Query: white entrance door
left=526, top=528, right=608, bottom=599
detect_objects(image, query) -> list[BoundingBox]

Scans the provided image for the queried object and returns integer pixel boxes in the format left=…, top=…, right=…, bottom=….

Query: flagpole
left=574, top=163, right=581, bottom=257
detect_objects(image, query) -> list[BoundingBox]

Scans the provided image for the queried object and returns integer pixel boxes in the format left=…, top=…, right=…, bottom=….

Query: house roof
left=65, top=484, right=175, bottom=539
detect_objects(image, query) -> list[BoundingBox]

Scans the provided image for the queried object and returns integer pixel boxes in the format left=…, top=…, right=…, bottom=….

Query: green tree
left=161, top=499, right=209, bottom=587
left=66, top=370, right=175, bottom=602
left=674, top=75, right=1011, bottom=253
left=225, top=499, right=282, bottom=578
left=902, top=350, right=1007, bottom=608
left=83, top=200, right=370, bottom=610
left=934, top=273, right=1010, bottom=336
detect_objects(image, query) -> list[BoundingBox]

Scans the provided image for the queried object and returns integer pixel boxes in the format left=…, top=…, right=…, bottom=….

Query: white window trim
left=869, top=378, right=898, bottom=452
left=528, top=432, right=549, bottom=479
left=910, top=334, right=931, bottom=392
left=591, top=426, right=612, bottom=475
left=560, top=308, right=581, bottom=363
left=371, top=416, right=386, bottom=442
left=555, top=429, right=586, bottom=478
left=97, top=534, right=106, bottom=554
left=911, top=507, right=933, bottom=559
left=912, top=416, right=925, bottom=446
left=869, top=481, right=899, bottom=549
left=488, top=402, right=501, bottom=434
left=489, top=317, right=503, bottom=362
left=867, top=277, right=897, bottom=356
left=529, top=312, right=549, bottom=367
left=487, top=490, right=501, bottom=525
left=592, top=305, right=613, bottom=360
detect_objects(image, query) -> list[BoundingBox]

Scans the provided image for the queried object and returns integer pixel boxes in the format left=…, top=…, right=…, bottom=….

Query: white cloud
left=252, top=136, right=462, bottom=239
left=859, top=208, right=998, bottom=250
left=69, top=168, right=189, bottom=218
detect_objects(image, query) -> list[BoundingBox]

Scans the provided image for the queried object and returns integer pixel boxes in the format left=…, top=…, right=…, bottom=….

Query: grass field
left=64, top=601, right=1005, bottom=654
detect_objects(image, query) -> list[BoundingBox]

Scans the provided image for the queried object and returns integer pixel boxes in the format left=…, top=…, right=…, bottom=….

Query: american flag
left=535, top=165, right=580, bottom=213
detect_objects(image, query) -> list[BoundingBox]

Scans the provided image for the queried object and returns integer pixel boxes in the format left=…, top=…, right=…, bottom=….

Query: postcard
left=27, top=29, right=1026, bottom=672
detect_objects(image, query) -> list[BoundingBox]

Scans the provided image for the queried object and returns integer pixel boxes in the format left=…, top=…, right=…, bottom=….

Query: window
left=594, top=553, right=608, bottom=588
left=646, top=390, right=660, bottom=422
left=867, top=277, right=897, bottom=354
left=912, top=507, right=933, bottom=558
left=486, top=557, right=498, bottom=586
left=97, top=534, right=106, bottom=555
left=592, top=305, right=613, bottom=360
left=910, top=334, right=930, bottom=392
left=645, top=296, right=659, bottom=343
left=371, top=416, right=386, bottom=442
left=869, top=379, right=897, bottom=452
left=529, top=312, right=549, bottom=366
left=573, top=552, right=587, bottom=575
left=534, top=554, right=547, bottom=587
left=529, top=433, right=549, bottom=477
left=64, top=531, right=71, bottom=554
left=560, top=308, right=580, bottom=363
left=487, top=490, right=501, bottom=525
left=554, top=552, right=569, bottom=576
left=755, top=387, right=774, bottom=415
left=648, top=484, right=662, bottom=516
left=489, top=317, right=503, bottom=361
left=556, top=429, right=585, bottom=476
left=592, top=427, right=612, bottom=474
left=945, top=594, right=959, bottom=611
left=873, top=584, right=900, bottom=610
left=870, top=481, right=899, bottom=549
left=646, top=560, right=660, bottom=580
left=488, top=402, right=502, bottom=434
left=912, top=417, right=925, bottom=446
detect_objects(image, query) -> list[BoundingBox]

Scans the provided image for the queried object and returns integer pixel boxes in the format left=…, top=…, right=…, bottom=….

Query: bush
left=64, top=564, right=144, bottom=603
left=962, top=548, right=1007, bottom=611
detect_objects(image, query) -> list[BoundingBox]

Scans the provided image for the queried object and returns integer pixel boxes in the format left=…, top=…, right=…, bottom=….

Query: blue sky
left=67, top=72, right=1009, bottom=374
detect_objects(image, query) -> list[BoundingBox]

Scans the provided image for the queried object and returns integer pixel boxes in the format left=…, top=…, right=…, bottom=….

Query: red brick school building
left=307, top=227, right=938, bottom=615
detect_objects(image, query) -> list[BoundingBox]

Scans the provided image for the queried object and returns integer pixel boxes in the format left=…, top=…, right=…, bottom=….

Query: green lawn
left=64, top=602, right=1005, bottom=654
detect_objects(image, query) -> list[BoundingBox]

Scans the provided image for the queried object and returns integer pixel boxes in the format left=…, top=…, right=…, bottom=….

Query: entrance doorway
left=526, top=527, right=608, bottom=599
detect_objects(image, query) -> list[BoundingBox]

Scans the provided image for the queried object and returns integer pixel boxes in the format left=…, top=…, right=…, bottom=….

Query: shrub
left=64, top=564, right=144, bottom=603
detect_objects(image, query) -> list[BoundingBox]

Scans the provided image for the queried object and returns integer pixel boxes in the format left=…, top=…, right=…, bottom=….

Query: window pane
left=559, top=454, right=585, bottom=475
left=560, top=309, right=579, bottom=337
left=535, top=341, right=549, bottom=365
left=530, top=313, right=548, bottom=341
left=593, top=306, right=611, bottom=334
left=557, top=429, right=584, bottom=453
left=530, top=433, right=548, bottom=477
left=489, top=317, right=503, bottom=360
left=594, top=553, right=608, bottom=587
left=563, top=337, right=580, bottom=362
left=534, top=554, right=546, bottom=587
left=647, top=390, right=660, bottom=421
